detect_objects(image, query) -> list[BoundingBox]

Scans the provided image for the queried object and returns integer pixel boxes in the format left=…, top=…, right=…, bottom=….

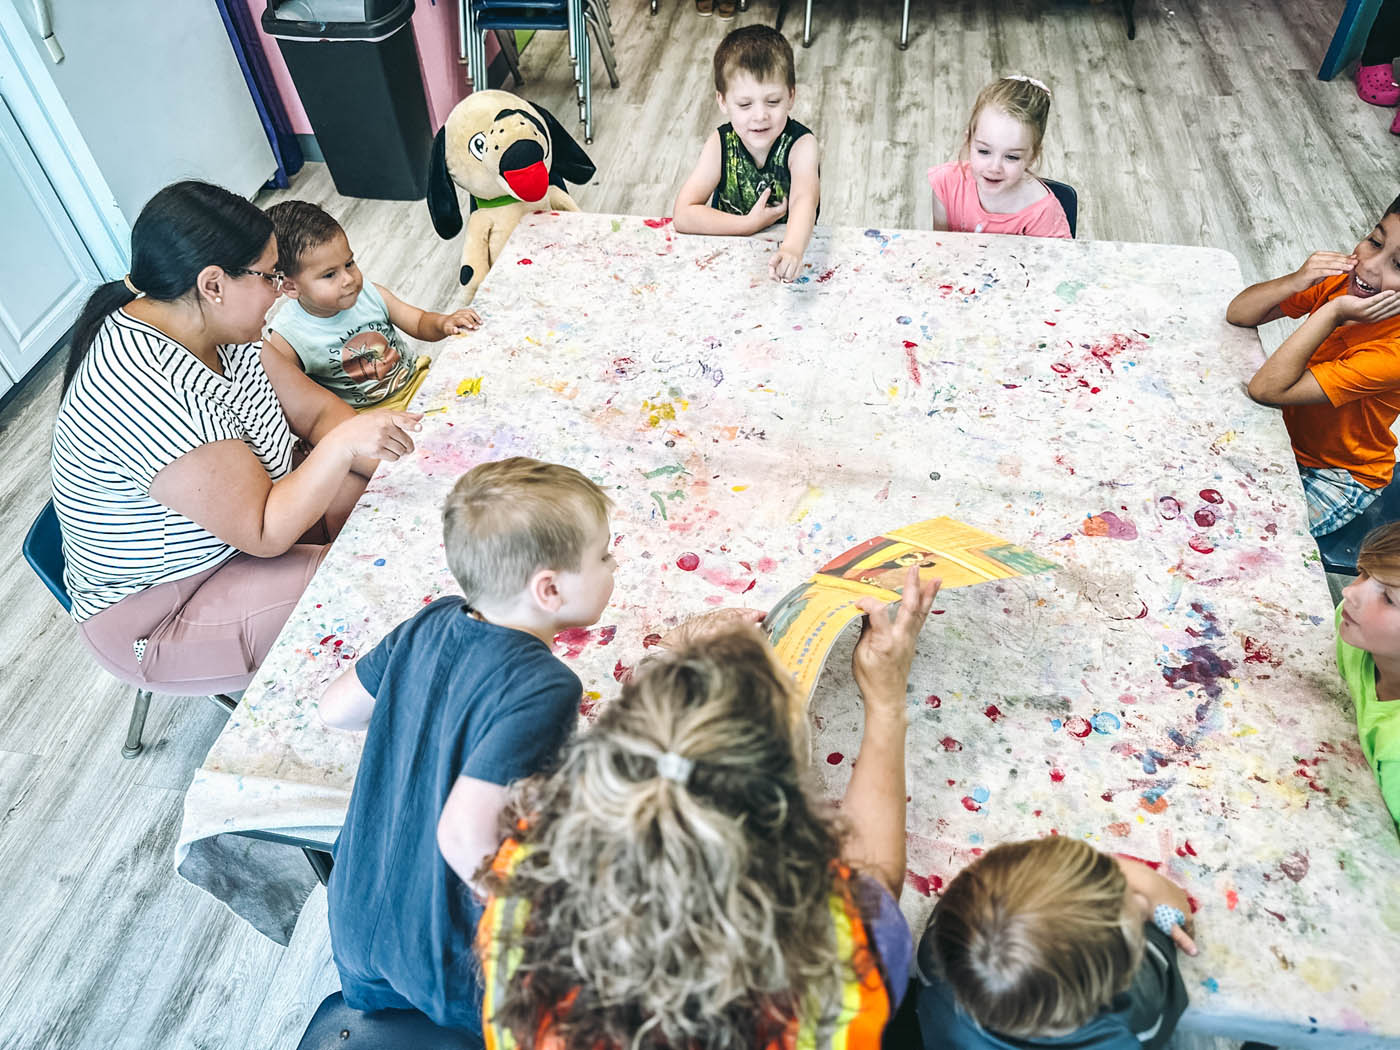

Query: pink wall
left=244, top=0, right=484, bottom=134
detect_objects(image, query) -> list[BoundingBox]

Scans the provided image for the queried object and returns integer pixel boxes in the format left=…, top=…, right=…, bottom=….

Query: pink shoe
left=1357, top=63, right=1400, bottom=106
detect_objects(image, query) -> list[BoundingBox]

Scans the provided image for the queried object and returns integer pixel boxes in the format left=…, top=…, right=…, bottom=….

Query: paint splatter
left=1139, top=794, right=1169, bottom=814
left=1188, top=536, right=1214, bottom=554
left=984, top=704, right=1002, bottom=722
left=1200, top=489, right=1223, bottom=504
left=1091, top=711, right=1121, bottom=734
left=456, top=376, right=484, bottom=396
left=971, top=786, right=990, bottom=803
left=1280, top=850, right=1310, bottom=882
left=553, top=627, right=597, bottom=659
left=1225, top=889, right=1239, bottom=910
left=1160, top=644, right=1235, bottom=699
left=1193, top=508, right=1217, bottom=527
left=941, top=736, right=963, bottom=751
left=1107, top=821, right=1131, bottom=837
left=826, top=752, right=844, bottom=765
left=676, top=552, right=700, bottom=571
left=1242, top=637, right=1282, bottom=667
left=642, top=633, right=664, bottom=648
left=1065, top=716, right=1092, bottom=738
left=1082, top=511, right=1138, bottom=540
left=926, top=695, right=941, bottom=709
left=960, top=796, right=982, bottom=811
left=1158, top=496, right=1182, bottom=520
left=902, top=340, right=923, bottom=386
left=1049, top=768, right=1066, bottom=783
left=642, top=217, right=673, bottom=228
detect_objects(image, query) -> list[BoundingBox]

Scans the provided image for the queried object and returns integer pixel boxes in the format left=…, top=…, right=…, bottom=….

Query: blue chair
left=1318, top=0, right=1384, bottom=80
left=1041, top=178, right=1079, bottom=239
left=1315, top=472, right=1400, bottom=575
left=22, top=500, right=235, bottom=759
left=296, top=993, right=481, bottom=1050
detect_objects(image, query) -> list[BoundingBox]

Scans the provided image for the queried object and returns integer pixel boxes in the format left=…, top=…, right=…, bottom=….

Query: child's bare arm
left=673, top=132, right=784, bottom=236
left=1116, top=856, right=1198, bottom=956
left=931, top=191, right=950, bottom=232
left=320, top=664, right=378, bottom=730
left=264, top=329, right=307, bottom=371
left=378, top=283, right=482, bottom=342
left=770, top=136, right=820, bottom=282
left=437, top=774, right=511, bottom=893
left=1227, top=252, right=1356, bottom=327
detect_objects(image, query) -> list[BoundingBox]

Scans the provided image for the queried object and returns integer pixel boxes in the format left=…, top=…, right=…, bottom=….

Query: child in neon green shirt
left=1336, top=521, right=1400, bottom=832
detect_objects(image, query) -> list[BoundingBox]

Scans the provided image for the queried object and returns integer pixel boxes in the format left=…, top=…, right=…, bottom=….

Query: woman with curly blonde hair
left=474, top=568, right=941, bottom=1050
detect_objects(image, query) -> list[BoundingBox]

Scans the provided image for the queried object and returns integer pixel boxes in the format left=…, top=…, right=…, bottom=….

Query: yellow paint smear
left=457, top=376, right=483, bottom=397
left=789, top=485, right=823, bottom=523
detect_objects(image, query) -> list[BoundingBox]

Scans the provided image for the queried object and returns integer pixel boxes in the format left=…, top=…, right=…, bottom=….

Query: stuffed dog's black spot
left=459, top=265, right=473, bottom=286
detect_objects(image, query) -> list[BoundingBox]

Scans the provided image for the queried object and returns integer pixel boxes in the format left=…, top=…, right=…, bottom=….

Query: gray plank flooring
left=1, top=0, right=1394, bottom=1045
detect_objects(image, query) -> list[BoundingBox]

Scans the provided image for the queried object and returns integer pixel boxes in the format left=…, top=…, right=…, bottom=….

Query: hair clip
left=1152, top=904, right=1186, bottom=936
left=656, top=751, right=694, bottom=785
left=1004, top=73, right=1051, bottom=96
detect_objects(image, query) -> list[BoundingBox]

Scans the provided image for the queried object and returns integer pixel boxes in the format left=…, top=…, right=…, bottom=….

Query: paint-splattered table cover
left=179, top=213, right=1400, bottom=1041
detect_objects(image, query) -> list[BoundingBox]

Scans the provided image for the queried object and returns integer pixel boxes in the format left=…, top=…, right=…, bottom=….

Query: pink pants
left=78, top=544, right=330, bottom=696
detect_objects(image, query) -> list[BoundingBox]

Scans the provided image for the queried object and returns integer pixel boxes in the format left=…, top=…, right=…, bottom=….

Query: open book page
left=765, top=517, right=1057, bottom=702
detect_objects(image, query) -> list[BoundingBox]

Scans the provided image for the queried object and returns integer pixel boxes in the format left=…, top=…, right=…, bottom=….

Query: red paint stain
left=612, top=660, right=633, bottom=682
left=318, top=634, right=335, bottom=645
left=1263, top=908, right=1287, bottom=923
left=1177, top=840, right=1198, bottom=857
left=816, top=267, right=837, bottom=283
left=1188, top=536, right=1214, bottom=554
left=1044, top=320, right=1058, bottom=326
left=517, top=258, right=533, bottom=265
left=700, top=567, right=758, bottom=593
left=1051, top=362, right=1072, bottom=374
left=579, top=694, right=598, bottom=717
left=676, top=552, right=701, bottom=571
left=1106, top=821, right=1131, bottom=837
left=1200, top=489, right=1223, bottom=504
left=960, top=796, right=982, bottom=811
left=1065, top=716, right=1092, bottom=738
left=826, top=751, right=844, bottom=765
left=553, top=627, right=596, bottom=659
left=1138, top=795, right=1169, bottom=813
left=1101, top=790, right=1115, bottom=802
left=1225, top=889, right=1239, bottom=910
left=643, top=217, right=674, bottom=228
left=984, top=704, right=1002, bottom=722
left=925, top=694, right=942, bottom=708
left=642, top=632, right=664, bottom=648
left=940, top=736, right=963, bottom=751
left=1193, top=508, right=1217, bottom=527
left=756, top=557, right=779, bottom=572
left=597, top=625, right=617, bottom=646
left=1158, top=496, right=1182, bottom=520
left=904, top=871, right=945, bottom=897
left=1049, top=768, right=1066, bottom=783
left=902, top=341, right=923, bottom=386
left=1279, top=850, right=1309, bottom=882
left=1242, top=637, right=1281, bottom=667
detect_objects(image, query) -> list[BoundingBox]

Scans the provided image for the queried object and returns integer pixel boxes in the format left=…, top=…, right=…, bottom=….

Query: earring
left=214, top=296, right=222, bottom=304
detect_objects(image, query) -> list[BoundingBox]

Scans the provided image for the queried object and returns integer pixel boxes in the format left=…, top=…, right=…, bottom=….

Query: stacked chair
left=460, top=0, right=619, bottom=143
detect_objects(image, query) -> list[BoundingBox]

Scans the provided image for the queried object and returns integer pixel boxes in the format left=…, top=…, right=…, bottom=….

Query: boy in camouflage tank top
left=673, top=25, right=821, bottom=283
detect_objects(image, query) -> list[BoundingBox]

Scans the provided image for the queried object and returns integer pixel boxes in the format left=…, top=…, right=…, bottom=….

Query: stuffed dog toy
left=427, top=90, right=596, bottom=302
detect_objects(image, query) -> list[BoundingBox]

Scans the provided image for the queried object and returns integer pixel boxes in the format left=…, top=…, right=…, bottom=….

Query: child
left=265, top=200, right=482, bottom=412
left=317, top=457, right=615, bottom=1034
left=1336, top=522, right=1400, bottom=831
left=929, top=76, right=1071, bottom=239
left=1227, top=194, right=1400, bottom=536
left=915, top=837, right=1196, bottom=1050
left=475, top=568, right=941, bottom=1050
left=673, top=25, right=821, bottom=283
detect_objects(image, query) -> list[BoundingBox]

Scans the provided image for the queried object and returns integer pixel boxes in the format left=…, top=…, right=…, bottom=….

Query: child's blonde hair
left=480, top=625, right=855, bottom=1050
left=1358, top=521, right=1400, bottom=586
left=920, top=836, right=1143, bottom=1038
left=961, top=75, right=1054, bottom=170
left=441, top=457, right=610, bottom=608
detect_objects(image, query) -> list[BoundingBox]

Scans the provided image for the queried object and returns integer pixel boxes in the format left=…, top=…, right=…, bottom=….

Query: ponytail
left=61, top=180, right=273, bottom=395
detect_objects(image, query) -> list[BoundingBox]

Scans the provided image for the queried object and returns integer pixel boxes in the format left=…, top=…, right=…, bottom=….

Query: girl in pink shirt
left=929, top=75, right=1071, bottom=239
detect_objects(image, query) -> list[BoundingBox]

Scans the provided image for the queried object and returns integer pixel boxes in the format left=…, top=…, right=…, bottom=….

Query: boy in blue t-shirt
left=318, top=457, right=616, bottom=1035
left=264, top=199, right=482, bottom=411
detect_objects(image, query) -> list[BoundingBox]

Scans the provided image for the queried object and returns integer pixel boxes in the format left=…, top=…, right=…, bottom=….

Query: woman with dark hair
left=51, top=180, right=419, bottom=695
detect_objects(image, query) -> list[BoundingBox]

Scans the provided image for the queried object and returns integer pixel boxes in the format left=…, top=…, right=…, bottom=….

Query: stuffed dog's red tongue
left=503, top=161, right=549, bottom=203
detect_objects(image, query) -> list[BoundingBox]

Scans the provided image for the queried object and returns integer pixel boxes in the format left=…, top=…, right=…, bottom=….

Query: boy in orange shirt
left=1228, top=193, right=1400, bottom=535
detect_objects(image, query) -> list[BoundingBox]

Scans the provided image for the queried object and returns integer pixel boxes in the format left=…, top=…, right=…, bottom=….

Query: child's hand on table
left=1117, top=856, right=1198, bottom=956
left=769, top=243, right=804, bottom=283
left=437, top=308, right=483, bottom=337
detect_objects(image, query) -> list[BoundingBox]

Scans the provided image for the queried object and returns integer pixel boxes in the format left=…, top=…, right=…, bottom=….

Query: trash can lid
left=262, top=0, right=414, bottom=41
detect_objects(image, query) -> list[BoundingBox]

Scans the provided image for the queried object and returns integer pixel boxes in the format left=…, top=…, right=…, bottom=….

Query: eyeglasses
left=228, top=266, right=285, bottom=292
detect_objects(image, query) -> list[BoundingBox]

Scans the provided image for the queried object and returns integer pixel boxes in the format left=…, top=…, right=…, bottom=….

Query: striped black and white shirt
left=51, top=310, right=295, bottom=622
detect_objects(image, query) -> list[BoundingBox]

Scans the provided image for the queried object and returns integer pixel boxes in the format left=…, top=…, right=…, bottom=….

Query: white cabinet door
left=0, top=91, right=99, bottom=390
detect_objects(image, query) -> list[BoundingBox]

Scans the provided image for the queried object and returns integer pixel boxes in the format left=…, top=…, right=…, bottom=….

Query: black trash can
left=262, top=0, right=431, bottom=200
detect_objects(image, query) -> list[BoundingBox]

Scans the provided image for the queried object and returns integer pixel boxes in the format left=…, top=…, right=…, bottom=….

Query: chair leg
left=803, top=0, right=812, bottom=46
left=1122, top=0, right=1136, bottom=39
left=587, top=10, right=620, bottom=89
left=494, top=28, right=524, bottom=88
left=587, top=0, right=614, bottom=50
left=303, top=848, right=334, bottom=885
left=899, top=0, right=910, bottom=49
left=210, top=694, right=238, bottom=713
left=650, top=0, right=657, bottom=12
left=123, top=689, right=152, bottom=759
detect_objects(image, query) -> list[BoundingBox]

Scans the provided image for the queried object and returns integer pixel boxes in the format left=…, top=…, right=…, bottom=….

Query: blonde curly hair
left=479, top=626, right=862, bottom=1050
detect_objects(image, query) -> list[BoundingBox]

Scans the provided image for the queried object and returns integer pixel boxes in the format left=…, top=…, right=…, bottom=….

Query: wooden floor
left=0, top=1, right=1393, bottom=1046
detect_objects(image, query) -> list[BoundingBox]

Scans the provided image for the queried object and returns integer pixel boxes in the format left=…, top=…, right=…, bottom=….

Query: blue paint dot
left=896, top=315, right=912, bottom=325
left=864, top=228, right=882, bottom=237
left=1091, top=711, right=1121, bottom=734
left=795, top=276, right=810, bottom=284
left=968, top=832, right=983, bottom=844
left=1167, top=728, right=1186, bottom=746
left=373, top=558, right=386, bottom=566
left=972, top=786, right=990, bottom=803
left=1201, top=977, right=1219, bottom=993
left=1140, top=753, right=1158, bottom=774
left=1050, top=719, right=1063, bottom=731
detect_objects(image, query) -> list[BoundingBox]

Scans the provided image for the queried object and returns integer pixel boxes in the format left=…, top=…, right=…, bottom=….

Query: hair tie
left=122, top=274, right=144, bottom=298
left=1004, top=73, right=1051, bottom=97
left=656, top=751, right=694, bottom=785
left=1152, top=904, right=1186, bottom=936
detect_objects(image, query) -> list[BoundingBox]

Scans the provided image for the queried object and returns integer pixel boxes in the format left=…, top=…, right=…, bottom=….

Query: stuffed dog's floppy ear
left=534, top=104, right=596, bottom=188
left=427, top=128, right=463, bottom=239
